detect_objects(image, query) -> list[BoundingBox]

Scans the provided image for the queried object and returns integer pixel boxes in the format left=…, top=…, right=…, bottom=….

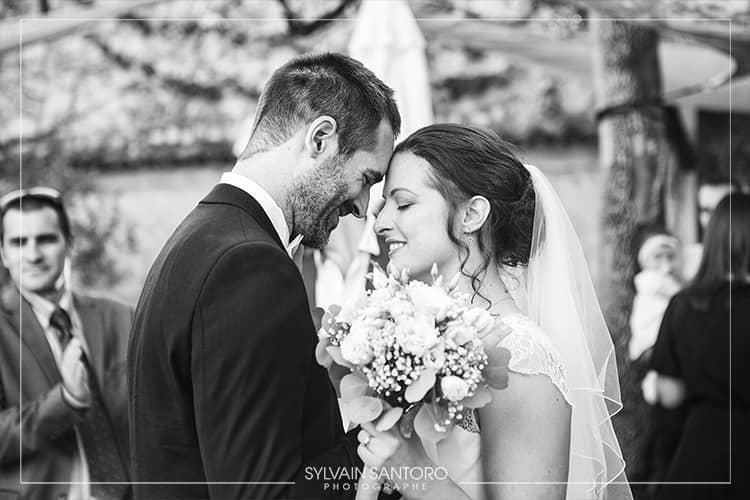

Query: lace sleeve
left=498, top=314, right=572, bottom=406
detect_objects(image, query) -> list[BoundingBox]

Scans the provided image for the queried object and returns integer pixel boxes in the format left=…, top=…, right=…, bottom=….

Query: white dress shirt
left=220, top=172, right=303, bottom=257
left=22, top=287, right=91, bottom=500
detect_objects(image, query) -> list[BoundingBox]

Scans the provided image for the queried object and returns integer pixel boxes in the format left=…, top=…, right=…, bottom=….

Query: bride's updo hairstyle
left=393, top=124, right=535, bottom=294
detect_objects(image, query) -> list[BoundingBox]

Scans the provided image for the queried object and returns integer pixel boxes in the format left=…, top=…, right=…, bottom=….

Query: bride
left=353, top=124, right=631, bottom=499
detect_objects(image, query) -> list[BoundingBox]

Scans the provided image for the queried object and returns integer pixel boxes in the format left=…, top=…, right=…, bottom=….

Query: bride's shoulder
left=496, top=313, right=572, bottom=405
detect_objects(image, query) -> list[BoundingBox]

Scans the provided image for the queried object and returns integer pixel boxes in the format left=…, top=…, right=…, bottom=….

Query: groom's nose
left=351, top=190, right=370, bottom=219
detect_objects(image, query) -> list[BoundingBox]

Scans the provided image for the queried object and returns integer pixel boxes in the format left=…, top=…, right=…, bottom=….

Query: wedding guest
left=681, top=175, right=739, bottom=280
left=628, top=228, right=684, bottom=492
left=629, top=229, right=683, bottom=373
left=652, top=193, right=750, bottom=500
left=0, top=187, right=132, bottom=500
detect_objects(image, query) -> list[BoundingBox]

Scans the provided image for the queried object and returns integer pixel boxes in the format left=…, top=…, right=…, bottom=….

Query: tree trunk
left=591, top=17, right=669, bottom=496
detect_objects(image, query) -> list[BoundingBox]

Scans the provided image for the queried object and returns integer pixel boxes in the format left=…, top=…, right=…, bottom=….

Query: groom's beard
left=288, top=155, right=349, bottom=249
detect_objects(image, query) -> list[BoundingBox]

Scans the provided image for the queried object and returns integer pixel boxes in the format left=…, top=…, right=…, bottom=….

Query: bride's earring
left=467, top=234, right=474, bottom=244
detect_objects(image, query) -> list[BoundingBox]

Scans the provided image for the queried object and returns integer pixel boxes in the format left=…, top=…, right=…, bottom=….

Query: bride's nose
left=373, top=202, right=391, bottom=236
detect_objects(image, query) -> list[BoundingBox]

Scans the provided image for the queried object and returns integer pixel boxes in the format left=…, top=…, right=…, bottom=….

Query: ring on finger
left=360, top=432, right=372, bottom=447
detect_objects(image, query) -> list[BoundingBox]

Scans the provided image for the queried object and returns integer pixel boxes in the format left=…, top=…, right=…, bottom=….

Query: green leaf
left=326, top=346, right=354, bottom=369
left=343, top=396, right=383, bottom=424
left=405, top=368, right=436, bottom=403
left=413, top=403, right=448, bottom=459
left=398, top=404, right=420, bottom=438
left=461, top=385, right=492, bottom=408
left=315, top=336, right=332, bottom=368
left=375, top=406, right=404, bottom=432
left=484, top=342, right=511, bottom=390
left=339, top=373, right=369, bottom=402
left=321, top=305, right=341, bottom=336
left=486, top=345, right=512, bottom=369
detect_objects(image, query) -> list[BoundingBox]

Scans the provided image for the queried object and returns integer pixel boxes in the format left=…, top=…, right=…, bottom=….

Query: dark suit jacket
left=128, top=184, right=362, bottom=500
left=0, top=285, right=132, bottom=500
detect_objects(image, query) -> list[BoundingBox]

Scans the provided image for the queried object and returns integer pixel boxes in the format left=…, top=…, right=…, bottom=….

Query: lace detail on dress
left=456, top=314, right=570, bottom=434
left=497, top=313, right=572, bottom=405
left=457, top=408, right=480, bottom=433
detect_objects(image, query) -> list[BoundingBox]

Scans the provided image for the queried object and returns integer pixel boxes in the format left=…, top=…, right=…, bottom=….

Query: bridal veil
left=501, top=165, right=632, bottom=500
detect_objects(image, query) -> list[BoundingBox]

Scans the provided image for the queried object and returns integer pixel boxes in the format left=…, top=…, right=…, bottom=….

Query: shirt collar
left=220, top=172, right=303, bottom=257
left=21, top=284, right=74, bottom=330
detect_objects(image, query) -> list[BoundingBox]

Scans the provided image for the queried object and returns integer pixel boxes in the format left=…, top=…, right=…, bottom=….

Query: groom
left=128, top=52, right=400, bottom=499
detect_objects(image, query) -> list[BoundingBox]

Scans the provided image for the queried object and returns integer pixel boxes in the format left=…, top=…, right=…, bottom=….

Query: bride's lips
left=387, top=240, right=406, bottom=256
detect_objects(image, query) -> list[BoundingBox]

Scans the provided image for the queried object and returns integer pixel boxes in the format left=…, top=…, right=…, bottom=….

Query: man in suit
left=0, top=188, right=132, bottom=500
left=128, top=52, right=400, bottom=499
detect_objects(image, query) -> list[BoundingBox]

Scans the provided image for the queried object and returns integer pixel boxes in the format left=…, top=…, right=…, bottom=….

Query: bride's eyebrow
left=388, top=187, right=416, bottom=197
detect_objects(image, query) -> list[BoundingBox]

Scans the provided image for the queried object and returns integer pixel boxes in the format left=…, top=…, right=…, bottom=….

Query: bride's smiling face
left=374, top=152, right=463, bottom=282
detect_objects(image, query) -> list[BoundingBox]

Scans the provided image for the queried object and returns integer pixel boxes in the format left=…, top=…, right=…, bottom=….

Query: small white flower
left=441, top=375, right=471, bottom=402
left=395, top=314, right=439, bottom=356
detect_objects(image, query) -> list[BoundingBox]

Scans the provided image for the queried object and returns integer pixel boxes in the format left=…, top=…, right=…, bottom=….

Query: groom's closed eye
left=363, top=169, right=383, bottom=186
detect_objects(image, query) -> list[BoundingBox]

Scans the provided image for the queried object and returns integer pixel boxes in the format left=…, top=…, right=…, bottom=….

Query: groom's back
left=127, top=184, right=293, bottom=498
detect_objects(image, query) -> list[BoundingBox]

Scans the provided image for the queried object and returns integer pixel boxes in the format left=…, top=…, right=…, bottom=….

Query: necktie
left=50, top=307, right=131, bottom=500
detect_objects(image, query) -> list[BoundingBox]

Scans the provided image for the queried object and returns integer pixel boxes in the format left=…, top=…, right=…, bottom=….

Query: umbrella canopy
left=349, top=0, right=434, bottom=139
left=316, top=0, right=435, bottom=308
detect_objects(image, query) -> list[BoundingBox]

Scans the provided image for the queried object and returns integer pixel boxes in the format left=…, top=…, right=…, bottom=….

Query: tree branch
left=277, top=0, right=359, bottom=36
left=84, top=32, right=259, bottom=100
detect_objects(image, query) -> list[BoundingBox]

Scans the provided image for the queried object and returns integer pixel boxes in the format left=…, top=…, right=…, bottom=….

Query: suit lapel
left=2, top=289, right=62, bottom=385
left=75, top=295, right=106, bottom=384
left=199, top=183, right=286, bottom=251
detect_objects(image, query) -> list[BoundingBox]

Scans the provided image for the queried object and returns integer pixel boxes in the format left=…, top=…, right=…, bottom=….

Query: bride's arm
left=479, top=372, right=571, bottom=500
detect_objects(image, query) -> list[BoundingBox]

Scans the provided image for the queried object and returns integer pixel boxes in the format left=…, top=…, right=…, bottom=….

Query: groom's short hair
left=239, top=52, right=401, bottom=159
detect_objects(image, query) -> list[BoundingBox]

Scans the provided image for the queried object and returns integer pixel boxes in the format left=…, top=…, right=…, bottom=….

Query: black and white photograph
left=1, top=1, right=748, bottom=499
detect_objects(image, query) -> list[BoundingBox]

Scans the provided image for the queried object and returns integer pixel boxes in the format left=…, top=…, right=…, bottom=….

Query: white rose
left=461, top=308, right=496, bottom=337
left=340, top=322, right=374, bottom=365
left=395, top=314, right=439, bottom=356
left=407, top=283, right=453, bottom=320
left=368, top=287, right=392, bottom=307
left=441, top=375, right=470, bottom=402
left=388, top=298, right=413, bottom=319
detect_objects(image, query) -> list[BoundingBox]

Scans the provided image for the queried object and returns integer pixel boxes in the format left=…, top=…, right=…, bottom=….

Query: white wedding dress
left=417, top=165, right=632, bottom=500
left=422, top=312, right=572, bottom=500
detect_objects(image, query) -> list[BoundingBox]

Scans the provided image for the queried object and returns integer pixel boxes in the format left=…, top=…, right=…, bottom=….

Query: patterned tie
left=50, top=307, right=131, bottom=500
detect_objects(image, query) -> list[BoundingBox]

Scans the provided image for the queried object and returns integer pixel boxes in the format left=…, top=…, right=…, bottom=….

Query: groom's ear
left=304, top=116, right=338, bottom=158
left=461, top=195, right=491, bottom=234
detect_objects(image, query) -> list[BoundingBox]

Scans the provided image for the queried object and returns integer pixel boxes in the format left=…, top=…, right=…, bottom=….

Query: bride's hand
left=356, top=426, right=400, bottom=470
left=358, top=420, right=470, bottom=500
left=354, top=426, right=400, bottom=500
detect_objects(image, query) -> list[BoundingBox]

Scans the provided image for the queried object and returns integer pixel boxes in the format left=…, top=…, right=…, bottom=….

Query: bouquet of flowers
left=317, top=264, right=512, bottom=440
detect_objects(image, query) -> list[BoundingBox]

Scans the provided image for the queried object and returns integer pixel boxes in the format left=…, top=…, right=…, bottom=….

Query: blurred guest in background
left=0, top=188, right=132, bottom=500
left=629, top=229, right=683, bottom=379
left=682, top=175, right=740, bottom=280
left=651, top=193, right=750, bottom=500
left=628, top=227, right=684, bottom=491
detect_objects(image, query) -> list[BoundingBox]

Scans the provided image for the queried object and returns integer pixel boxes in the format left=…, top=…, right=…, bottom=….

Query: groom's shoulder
left=174, top=193, right=277, bottom=250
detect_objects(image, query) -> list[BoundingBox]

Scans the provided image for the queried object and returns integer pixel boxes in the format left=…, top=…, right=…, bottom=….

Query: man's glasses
left=0, top=187, right=64, bottom=215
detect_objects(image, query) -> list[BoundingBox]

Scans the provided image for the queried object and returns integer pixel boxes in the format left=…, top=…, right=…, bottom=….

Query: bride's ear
left=304, top=116, right=338, bottom=158
left=461, top=195, right=491, bottom=235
